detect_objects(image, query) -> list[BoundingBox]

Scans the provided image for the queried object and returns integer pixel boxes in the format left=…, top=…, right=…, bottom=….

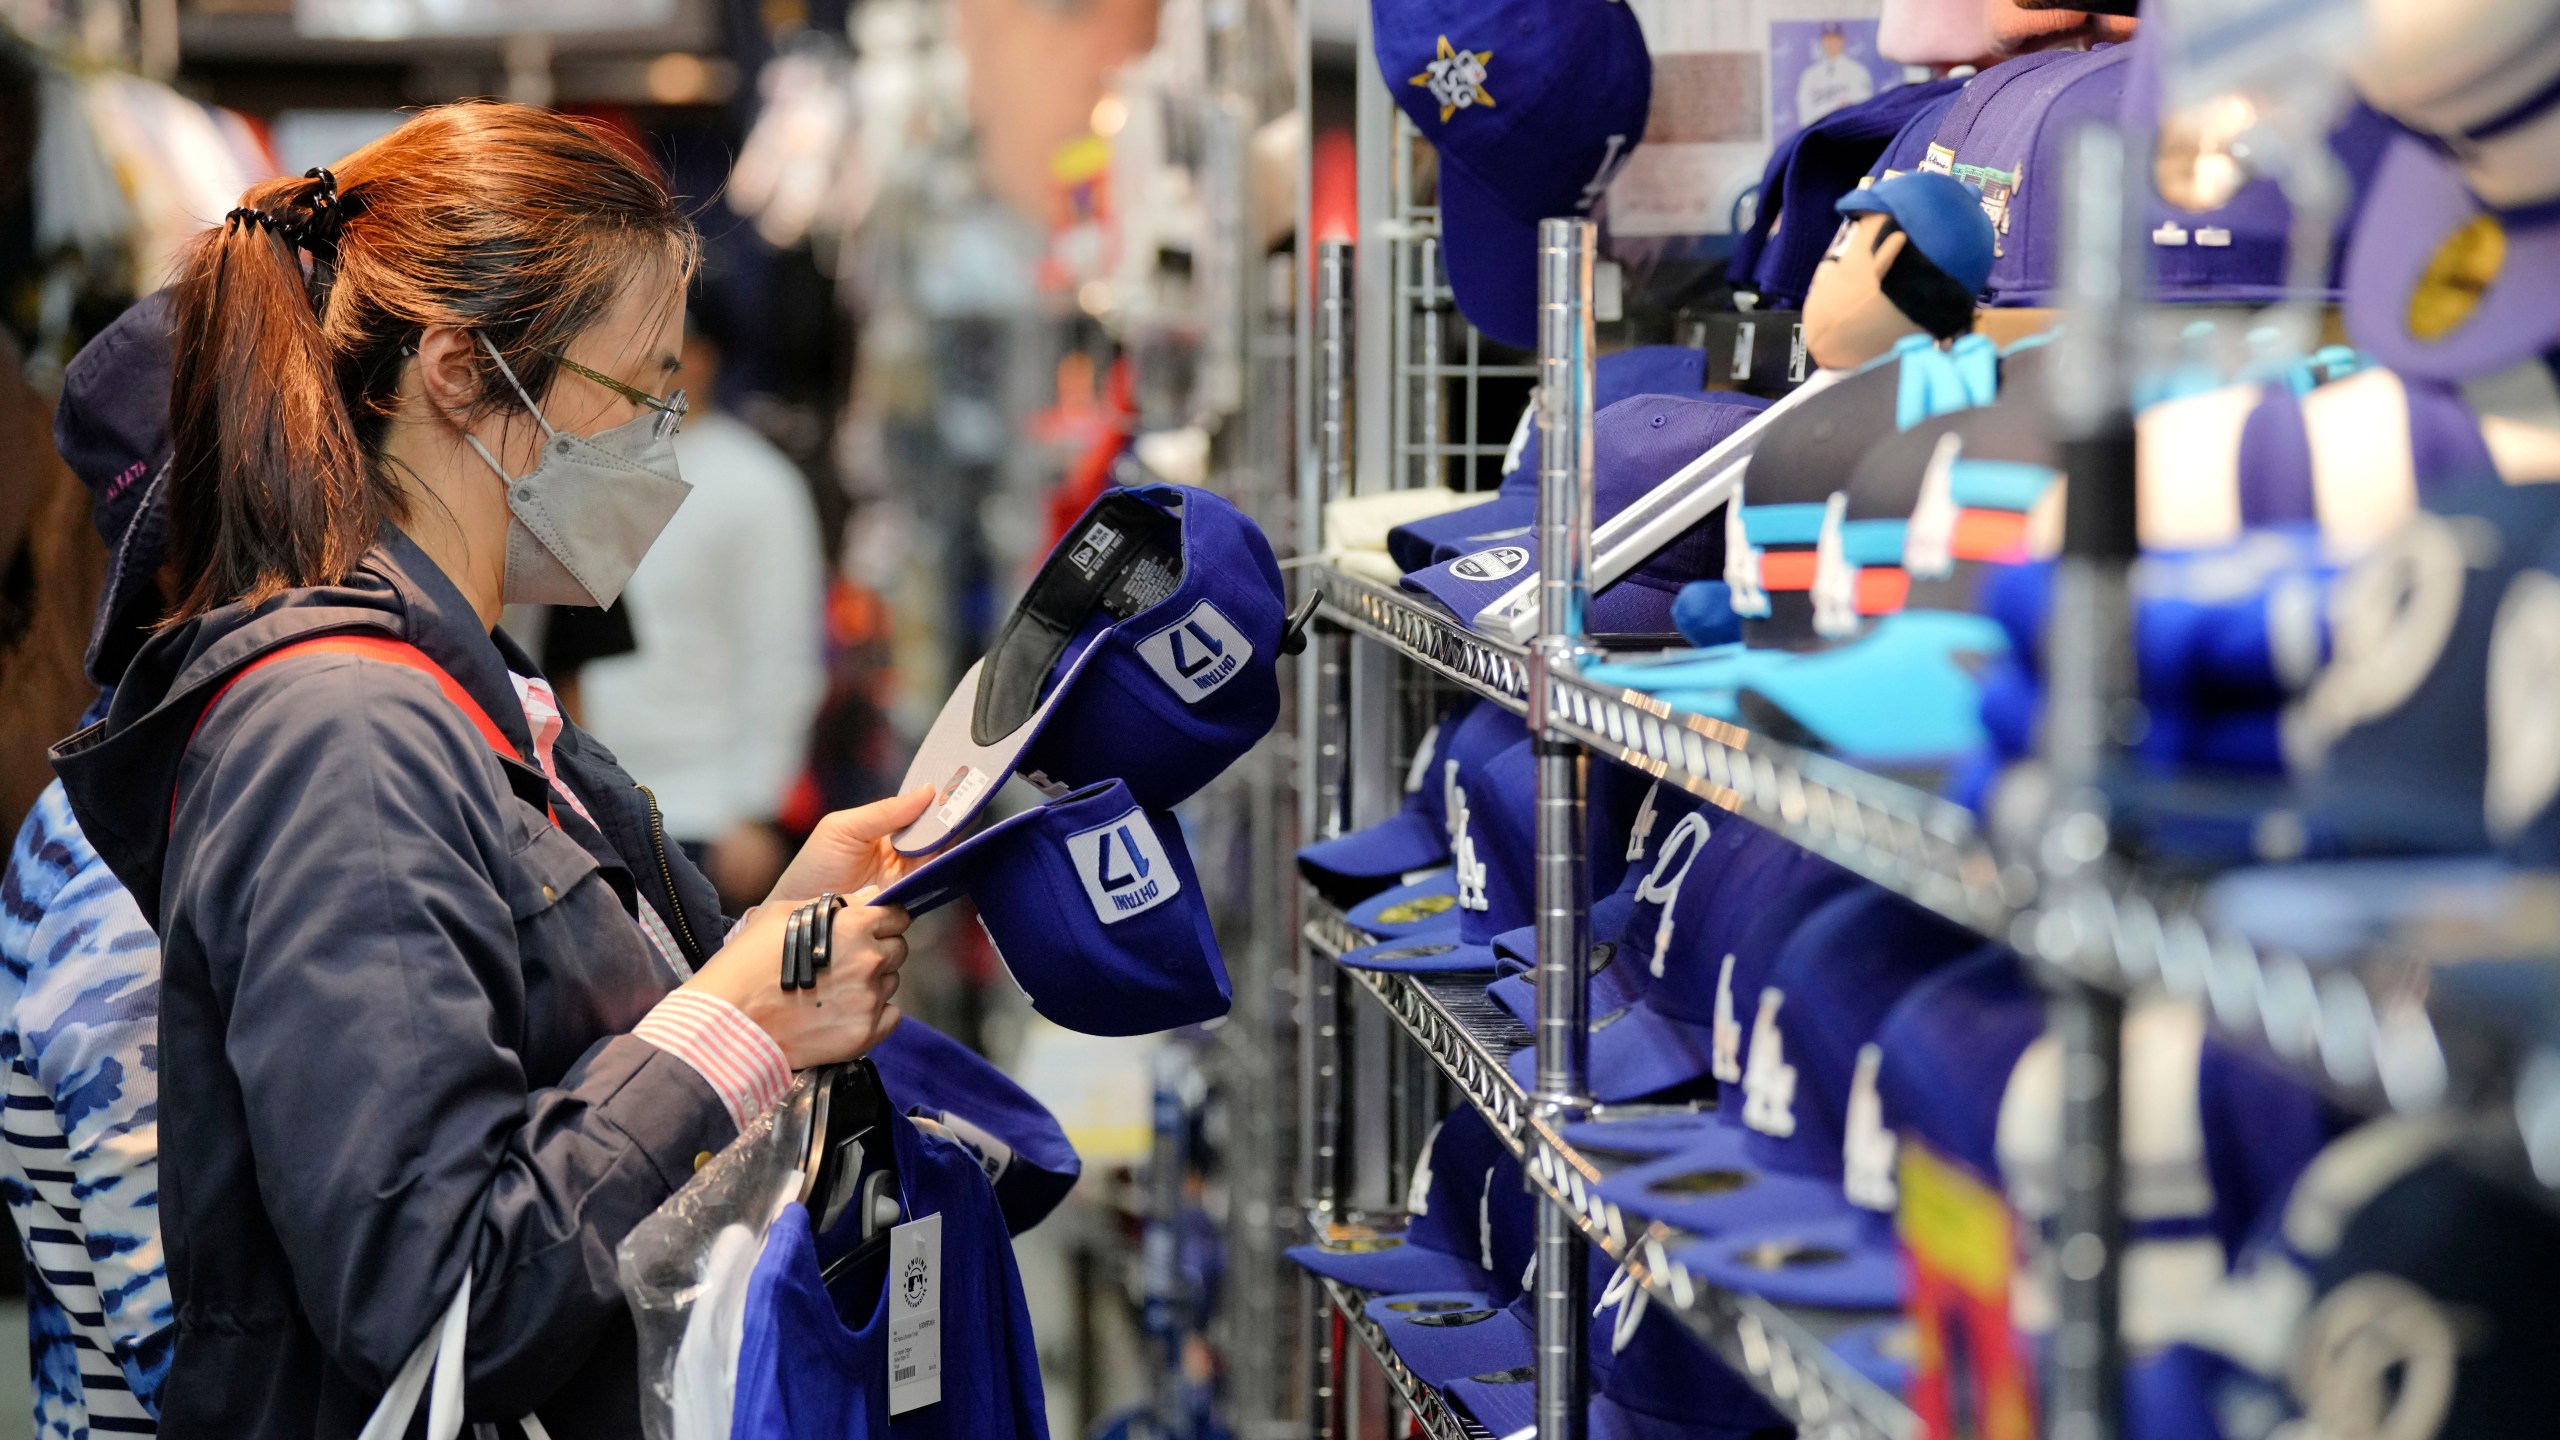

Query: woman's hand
left=683, top=890, right=910, bottom=1069
left=763, top=785, right=938, bottom=909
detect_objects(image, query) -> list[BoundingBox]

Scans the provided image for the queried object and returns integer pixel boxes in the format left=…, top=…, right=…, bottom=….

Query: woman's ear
left=411, top=325, right=483, bottom=423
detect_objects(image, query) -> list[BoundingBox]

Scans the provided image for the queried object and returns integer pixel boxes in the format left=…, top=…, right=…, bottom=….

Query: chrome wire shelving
left=1317, top=1275, right=1492, bottom=1440
left=1305, top=894, right=1919, bottom=1440
left=1310, top=563, right=2532, bottom=1150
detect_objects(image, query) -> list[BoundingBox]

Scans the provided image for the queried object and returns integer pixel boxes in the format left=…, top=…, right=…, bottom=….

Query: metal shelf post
left=1530, top=216, right=1600, bottom=1440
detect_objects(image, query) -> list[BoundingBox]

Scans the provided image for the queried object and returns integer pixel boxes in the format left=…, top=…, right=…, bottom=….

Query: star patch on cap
left=1412, top=36, right=1496, bottom=123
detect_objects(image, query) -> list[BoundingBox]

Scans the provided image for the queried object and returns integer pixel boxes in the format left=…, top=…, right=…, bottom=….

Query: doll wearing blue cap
left=1802, top=171, right=1997, bottom=371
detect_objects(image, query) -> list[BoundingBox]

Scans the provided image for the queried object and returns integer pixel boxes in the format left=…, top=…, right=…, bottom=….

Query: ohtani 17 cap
left=1371, top=0, right=1652, bottom=351
left=1401, top=394, right=1770, bottom=639
left=876, top=779, right=1230, bottom=1036
left=893, top=483, right=1285, bottom=855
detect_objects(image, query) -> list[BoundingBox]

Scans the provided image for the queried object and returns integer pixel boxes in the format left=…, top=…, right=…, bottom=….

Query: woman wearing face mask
left=50, top=104, right=932, bottom=1438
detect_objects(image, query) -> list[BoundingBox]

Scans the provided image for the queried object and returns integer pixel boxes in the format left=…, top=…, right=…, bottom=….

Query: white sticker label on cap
left=934, top=767, right=993, bottom=828
left=1066, top=807, right=1182, bottom=924
left=1450, top=546, right=1529, bottom=583
left=887, top=1212, right=942, bottom=1415
left=1137, top=600, right=1252, bottom=703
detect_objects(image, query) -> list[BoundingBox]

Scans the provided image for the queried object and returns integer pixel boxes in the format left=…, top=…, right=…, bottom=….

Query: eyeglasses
left=548, top=352, right=688, bottom=439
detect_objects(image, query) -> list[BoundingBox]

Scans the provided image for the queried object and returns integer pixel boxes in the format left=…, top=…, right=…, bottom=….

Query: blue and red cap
left=1372, top=0, right=1652, bottom=350
left=877, top=779, right=1230, bottom=1036
left=894, top=483, right=1285, bottom=854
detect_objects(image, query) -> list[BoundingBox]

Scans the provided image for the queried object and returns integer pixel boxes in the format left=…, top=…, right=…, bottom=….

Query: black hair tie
left=228, top=168, right=359, bottom=264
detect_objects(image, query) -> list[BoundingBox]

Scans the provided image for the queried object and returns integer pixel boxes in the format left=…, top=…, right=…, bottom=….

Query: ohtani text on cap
left=1139, top=600, right=1254, bottom=703
left=1067, top=807, right=1184, bottom=924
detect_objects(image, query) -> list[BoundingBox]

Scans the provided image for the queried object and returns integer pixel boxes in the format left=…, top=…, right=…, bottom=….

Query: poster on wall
left=1770, top=19, right=1904, bottom=145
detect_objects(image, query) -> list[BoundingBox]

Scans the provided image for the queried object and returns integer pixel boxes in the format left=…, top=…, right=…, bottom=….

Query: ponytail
left=166, top=169, right=394, bottom=619
left=161, top=103, right=697, bottom=622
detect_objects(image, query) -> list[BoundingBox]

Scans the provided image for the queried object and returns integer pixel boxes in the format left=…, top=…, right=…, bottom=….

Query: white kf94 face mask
left=462, top=335, right=692, bottom=608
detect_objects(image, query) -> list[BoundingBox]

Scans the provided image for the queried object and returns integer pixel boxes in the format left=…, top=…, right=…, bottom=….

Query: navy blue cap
left=1286, top=1106, right=1537, bottom=1299
left=1835, top=170, right=1996, bottom=295
left=894, top=483, right=1285, bottom=854
left=1373, top=0, right=1652, bottom=350
left=1342, top=870, right=1463, bottom=940
left=53, top=291, right=175, bottom=686
left=1384, top=347, right=1744, bottom=572
left=1401, top=394, right=1768, bottom=637
left=869, top=1017, right=1081, bottom=1235
left=1450, top=1287, right=1783, bottom=1439
left=1342, top=738, right=1539, bottom=974
left=1364, top=1292, right=1531, bottom=1391
left=1297, top=699, right=1527, bottom=901
left=876, top=779, right=1230, bottom=1036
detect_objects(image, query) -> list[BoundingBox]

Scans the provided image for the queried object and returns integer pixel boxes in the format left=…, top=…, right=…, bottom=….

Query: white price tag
left=887, top=1213, right=943, bottom=1415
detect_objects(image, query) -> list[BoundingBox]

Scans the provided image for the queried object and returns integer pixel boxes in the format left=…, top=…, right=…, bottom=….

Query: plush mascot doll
left=1801, top=170, right=1997, bottom=372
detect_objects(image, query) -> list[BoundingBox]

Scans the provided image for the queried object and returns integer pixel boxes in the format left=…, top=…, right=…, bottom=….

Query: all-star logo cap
left=877, top=779, right=1230, bottom=1036
left=894, top=483, right=1285, bottom=855
left=1371, top=0, right=1653, bottom=350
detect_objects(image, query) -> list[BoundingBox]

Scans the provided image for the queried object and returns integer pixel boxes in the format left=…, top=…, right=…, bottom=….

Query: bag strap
left=358, top=1274, right=553, bottom=1440
left=180, top=633, right=556, bottom=828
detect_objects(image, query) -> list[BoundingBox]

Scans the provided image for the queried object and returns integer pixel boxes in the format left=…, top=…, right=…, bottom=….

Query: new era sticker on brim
left=1449, top=545, right=1530, bottom=582
left=1065, top=807, right=1182, bottom=924
left=893, top=653, right=1093, bottom=855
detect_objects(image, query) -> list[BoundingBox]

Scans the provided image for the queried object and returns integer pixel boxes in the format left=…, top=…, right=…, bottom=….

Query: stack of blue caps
left=1298, top=699, right=1526, bottom=911
left=1447, top=1284, right=1787, bottom=1440
left=1480, top=778, right=1709, bottom=1032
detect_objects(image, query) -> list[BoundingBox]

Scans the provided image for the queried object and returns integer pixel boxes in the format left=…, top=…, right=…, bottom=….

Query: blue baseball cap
left=1590, top=888, right=1985, bottom=1261
left=1401, top=394, right=1770, bottom=638
left=876, top=779, right=1230, bottom=1036
left=1835, top=170, right=1997, bottom=297
left=1372, top=0, right=1652, bottom=350
left=1342, top=870, right=1464, bottom=940
left=869, top=1016, right=1082, bottom=1235
left=1363, top=1292, right=1533, bottom=1392
left=1512, top=822, right=1864, bottom=1104
left=894, top=483, right=1286, bottom=855
left=54, top=291, right=176, bottom=687
left=1384, top=349, right=1756, bottom=572
left=1742, top=78, right=1969, bottom=306
left=1286, top=1106, right=1532, bottom=1298
left=1449, top=1289, right=1784, bottom=1440
left=1828, top=1319, right=1915, bottom=1398
left=1342, top=738, right=1539, bottom=974
left=1482, top=776, right=1707, bottom=1029
left=1298, top=699, right=1528, bottom=902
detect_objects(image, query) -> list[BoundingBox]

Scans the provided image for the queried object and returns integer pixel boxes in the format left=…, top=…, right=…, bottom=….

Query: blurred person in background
left=575, top=311, right=828, bottom=909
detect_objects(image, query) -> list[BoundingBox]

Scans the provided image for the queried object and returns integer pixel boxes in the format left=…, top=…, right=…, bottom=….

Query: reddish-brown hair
left=164, top=101, right=697, bottom=619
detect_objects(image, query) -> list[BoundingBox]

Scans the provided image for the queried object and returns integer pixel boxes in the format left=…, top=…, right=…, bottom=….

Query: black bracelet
left=781, top=892, right=848, bottom=991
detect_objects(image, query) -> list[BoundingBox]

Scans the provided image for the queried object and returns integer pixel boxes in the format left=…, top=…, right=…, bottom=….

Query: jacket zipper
left=636, top=783, right=706, bottom=963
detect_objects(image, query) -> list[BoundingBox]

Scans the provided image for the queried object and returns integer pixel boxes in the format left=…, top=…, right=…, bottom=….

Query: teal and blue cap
left=893, top=483, right=1284, bottom=855
left=877, top=778, right=1230, bottom=1036
left=1372, top=0, right=1653, bottom=350
left=1835, top=170, right=1996, bottom=296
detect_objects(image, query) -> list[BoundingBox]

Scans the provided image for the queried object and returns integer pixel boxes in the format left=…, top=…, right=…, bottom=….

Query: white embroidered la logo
left=1842, top=1043, right=1898, bottom=1211
left=1633, top=811, right=1710, bottom=977
left=1064, top=808, right=1181, bottom=924
left=1445, top=760, right=1488, bottom=911
left=1624, top=782, right=1662, bottom=863
left=1711, top=954, right=1744, bottom=1083
left=1740, top=989, right=1798, bottom=1137
left=1410, top=36, right=1495, bottom=123
left=1137, top=600, right=1252, bottom=703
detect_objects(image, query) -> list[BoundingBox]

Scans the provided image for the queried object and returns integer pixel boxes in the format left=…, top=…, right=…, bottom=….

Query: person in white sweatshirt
left=577, top=319, right=828, bottom=907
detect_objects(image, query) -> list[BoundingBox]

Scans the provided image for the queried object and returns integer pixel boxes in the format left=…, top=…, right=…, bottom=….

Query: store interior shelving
left=1305, top=894, right=1919, bottom=1440
left=1316, top=1274, right=1493, bottom=1440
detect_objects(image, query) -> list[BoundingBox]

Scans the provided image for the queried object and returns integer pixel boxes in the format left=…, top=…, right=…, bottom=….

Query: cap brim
left=877, top=781, right=1115, bottom=916
left=1484, top=957, right=1647, bottom=1034
left=2346, top=135, right=2560, bottom=381
left=1439, top=163, right=1543, bottom=352
left=1345, top=870, right=1465, bottom=938
left=1401, top=541, right=1542, bottom=632
left=1298, top=810, right=1451, bottom=893
left=892, top=650, right=1103, bottom=856
left=1825, top=1319, right=1914, bottom=1398
left=1366, top=1292, right=1535, bottom=1389
left=1449, top=1368, right=1540, bottom=1435
left=1389, top=495, right=1539, bottom=573
left=1673, top=1211, right=1905, bottom=1310
left=1285, top=1240, right=1495, bottom=1296
left=1507, top=997, right=1721, bottom=1104
left=1735, top=610, right=2006, bottom=764
left=1342, top=936, right=1506, bottom=975
left=1834, top=189, right=1891, bottom=219
left=1592, top=1123, right=1856, bottom=1236
left=1557, top=1109, right=1725, bottom=1163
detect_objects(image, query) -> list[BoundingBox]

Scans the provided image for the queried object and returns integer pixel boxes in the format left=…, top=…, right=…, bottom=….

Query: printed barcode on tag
left=895, top=1366, right=917, bottom=1381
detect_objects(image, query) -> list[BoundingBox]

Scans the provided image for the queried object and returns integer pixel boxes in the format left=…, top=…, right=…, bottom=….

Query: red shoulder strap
left=180, top=633, right=556, bottom=829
